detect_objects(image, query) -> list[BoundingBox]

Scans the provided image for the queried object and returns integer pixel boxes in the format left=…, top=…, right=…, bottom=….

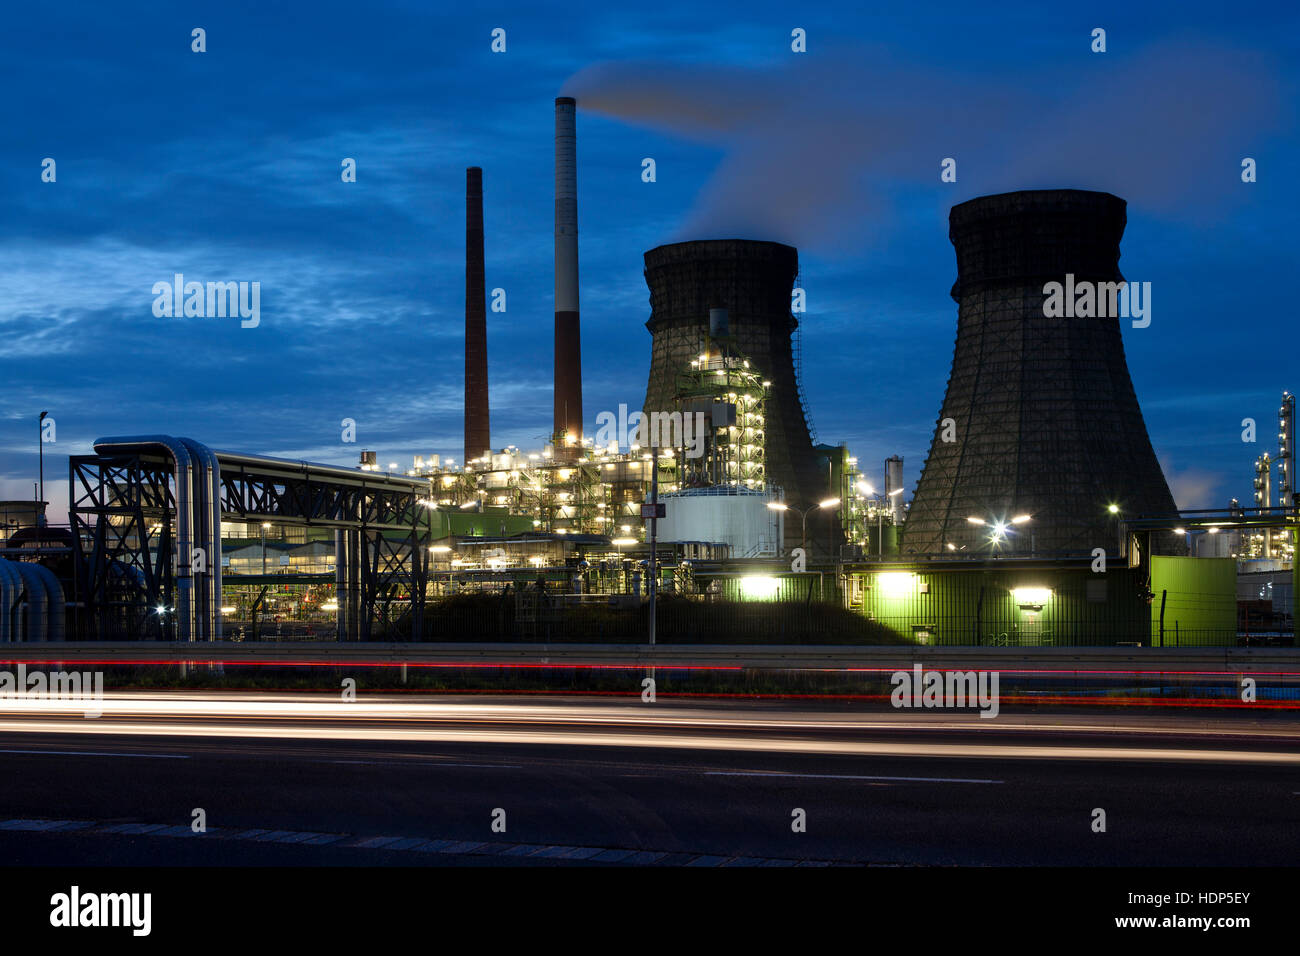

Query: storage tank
left=655, top=487, right=783, bottom=557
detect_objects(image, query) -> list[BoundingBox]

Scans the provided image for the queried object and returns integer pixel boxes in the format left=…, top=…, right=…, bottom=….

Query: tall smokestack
left=465, top=167, right=491, bottom=464
left=553, top=96, right=583, bottom=450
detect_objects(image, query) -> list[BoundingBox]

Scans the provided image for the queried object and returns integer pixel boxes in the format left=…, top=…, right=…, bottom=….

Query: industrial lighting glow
left=429, top=545, right=452, bottom=553
left=321, top=602, right=339, bottom=612
left=1173, top=527, right=1186, bottom=535
left=611, top=538, right=637, bottom=546
left=1107, top=504, right=1120, bottom=514
left=739, top=575, right=782, bottom=599
left=876, top=572, right=915, bottom=597
left=1012, top=587, right=1053, bottom=605
left=767, top=502, right=789, bottom=512
left=887, top=488, right=904, bottom=497
left=966, top=516, right=986, bottom=525
left=818, top=498, right=841, bottom=509
left=1011, top=514, right=1032, bottom=524
left=220, top=606, right=236, bottom=614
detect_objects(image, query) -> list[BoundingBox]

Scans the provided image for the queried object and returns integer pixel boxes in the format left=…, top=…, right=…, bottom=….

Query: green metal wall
left=848, top=563, right=1151, bottom=646
left=707, top=571, right=832, bottom=603
left=1148, top=556, right=1236, bottom=646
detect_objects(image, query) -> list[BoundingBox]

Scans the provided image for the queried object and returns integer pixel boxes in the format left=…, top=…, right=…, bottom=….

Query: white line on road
left=327, top=759, right=521, bottom=769
left=0, top=748, right=189, bottom=759
left=703, top=770, right=1003, bottom=784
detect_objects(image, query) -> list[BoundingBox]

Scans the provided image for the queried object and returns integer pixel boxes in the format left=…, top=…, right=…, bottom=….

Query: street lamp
left=968, top=513, right=1033, bottom=552
left=37, top=411, right=48, bottom=527
left=767, top=498, right=840, bottom=557
left=261, top=522, right=272, bottom=574
left=859, top=483, right=903, bottom=558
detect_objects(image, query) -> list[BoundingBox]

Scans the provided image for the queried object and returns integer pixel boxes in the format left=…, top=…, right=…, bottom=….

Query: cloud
left=564, top=39, right=1286, bottom=257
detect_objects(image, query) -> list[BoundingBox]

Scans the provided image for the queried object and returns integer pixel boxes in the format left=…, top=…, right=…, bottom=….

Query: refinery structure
left=1, top=99, right=1295, bottom=647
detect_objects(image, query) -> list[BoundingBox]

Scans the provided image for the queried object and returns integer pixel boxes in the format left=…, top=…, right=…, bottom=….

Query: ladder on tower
left=793, top=323, right=819, bottom=445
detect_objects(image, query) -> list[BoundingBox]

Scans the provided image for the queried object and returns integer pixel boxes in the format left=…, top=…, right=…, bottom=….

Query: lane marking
left=703, top=770, right=1003, bottom=784
left=0, top=748, right=189, bottom=759
left=326, top=759, right=521, bottom=769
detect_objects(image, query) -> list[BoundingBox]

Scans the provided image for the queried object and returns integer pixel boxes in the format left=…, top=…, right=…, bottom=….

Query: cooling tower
left=553, top=97, right=583, bottom=448
left=642, top=239, right=828, bottom=552
left=464, top=166, right=490, bottom=463
left=903, top=189, right=1177, bottom=555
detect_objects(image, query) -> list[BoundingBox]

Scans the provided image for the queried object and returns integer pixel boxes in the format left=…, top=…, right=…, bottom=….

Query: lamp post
left=37, top=411, right=48, bottom=527
left=767, top=498, right=840, bottom=556
left=859, top=483, right=904, bottom=558
left=261, top=522, right=272, bottom=575
left=967, top=513, right=1033, bottom=552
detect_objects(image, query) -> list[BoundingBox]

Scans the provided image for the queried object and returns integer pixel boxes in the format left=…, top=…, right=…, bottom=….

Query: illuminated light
left=1173, top=527, right=1186, bottom=535
left=887, top=488, right=904, bottom=498
left=761, top=380, right=771, bottom=388
left=1208, top=526, right=1220, bottom=534
left=320, top=602, right=339, bottom=612
left=1011, top=514, right=1032, bottom=524
left=529, top=556, right=544, bottom=566
left=155, top=605, right=167, bottom=615
left=818, top=498, right=840, bottom=509
left=739, top=575, right=782, bottom=599
left=876, top=572, right=915, bottom=598
left=612, top=538, right=637, bottom=546
left=1107, top=504, right=1120, bottom=514
left=966, top=516, right=986, bottom=525
left=620, top=525, right=631, bottom=533
left=946, top=543, right=956, bottom=551
left=858, top=481, right=873, bottom=495
left=767, top=502, right=789, bottom=512
left=220, top=606, right=236, bottom=614
left=429, top=545, right=452, bottom=553
left=1012, top=587, right=1053, bottom=606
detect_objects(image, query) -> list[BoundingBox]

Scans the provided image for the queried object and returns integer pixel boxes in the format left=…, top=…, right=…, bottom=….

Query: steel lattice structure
left=903, top=190, right=1179, bottom=556
left=70, top=444, right=437, bottom=640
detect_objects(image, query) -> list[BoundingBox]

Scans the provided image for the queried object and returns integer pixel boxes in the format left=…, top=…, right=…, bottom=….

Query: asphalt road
left=0, top=693, right=1297, bottom=865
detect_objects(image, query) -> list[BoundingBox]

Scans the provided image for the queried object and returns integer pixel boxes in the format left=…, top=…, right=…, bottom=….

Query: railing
left=0, top=641, right=1297, bottom=673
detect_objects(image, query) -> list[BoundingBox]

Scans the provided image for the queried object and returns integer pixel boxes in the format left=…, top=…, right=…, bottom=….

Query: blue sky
left=3, top=0, right=1296, bottom=522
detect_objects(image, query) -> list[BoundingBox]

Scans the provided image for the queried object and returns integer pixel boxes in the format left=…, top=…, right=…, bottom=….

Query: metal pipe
left=0, top=559, right=17, bottom=642
left=180, top=438, right=223, bottom=641
left=14, top=562, right=48, bottom=642
left=334, top=529, right=347, bottom=641
left=33, top=563, right=64, bottom=641
left=93, top=436, right=196, bottom=640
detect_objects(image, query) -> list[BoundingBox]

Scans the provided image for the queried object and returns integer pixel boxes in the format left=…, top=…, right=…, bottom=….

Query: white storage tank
left=655, top=487, right=783, bottom=557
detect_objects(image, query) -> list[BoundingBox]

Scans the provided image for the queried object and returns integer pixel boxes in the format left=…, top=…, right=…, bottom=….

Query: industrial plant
left=1, top=99, right=1295, bottom=650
